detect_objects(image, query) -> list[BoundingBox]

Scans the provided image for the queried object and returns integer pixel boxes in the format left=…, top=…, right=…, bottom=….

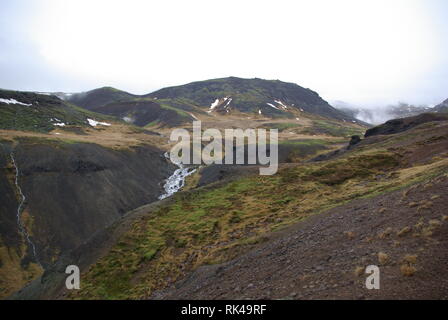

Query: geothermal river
left=159, top=152, right=196, bottom=200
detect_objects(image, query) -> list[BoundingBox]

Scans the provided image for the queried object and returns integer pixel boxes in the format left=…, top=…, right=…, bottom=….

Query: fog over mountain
left=332, top=100, right=436, bottom=124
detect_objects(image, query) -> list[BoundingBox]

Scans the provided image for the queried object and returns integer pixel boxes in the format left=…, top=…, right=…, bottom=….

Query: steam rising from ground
left=332, top=101, right=434, bottom=125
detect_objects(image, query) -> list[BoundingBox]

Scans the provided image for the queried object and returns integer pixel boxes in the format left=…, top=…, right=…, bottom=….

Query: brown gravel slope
left=152, top=174, right=448, bottom=300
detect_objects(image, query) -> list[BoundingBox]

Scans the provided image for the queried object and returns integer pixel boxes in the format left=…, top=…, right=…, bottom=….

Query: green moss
left=303, top=120, right=365, bottom=137
left=0, top=92, right=113, bottom=133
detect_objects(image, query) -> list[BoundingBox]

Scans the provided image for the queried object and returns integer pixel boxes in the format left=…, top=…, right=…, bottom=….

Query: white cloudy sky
left=0, top=0, right=447, bottom=107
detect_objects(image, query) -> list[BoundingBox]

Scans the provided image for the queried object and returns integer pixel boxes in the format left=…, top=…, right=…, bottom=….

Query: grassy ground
left=0, top=99, right=114, bottom=133
left=301, top=120, right=365, bottom=137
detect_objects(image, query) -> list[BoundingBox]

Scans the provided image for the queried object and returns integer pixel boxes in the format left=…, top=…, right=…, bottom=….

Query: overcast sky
left=1, top=0, right=447, bottom=107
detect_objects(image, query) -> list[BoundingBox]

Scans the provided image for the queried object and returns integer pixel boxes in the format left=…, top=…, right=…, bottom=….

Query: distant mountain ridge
left=63, top=77, right=361, bottom=127
left=145, top=77, right=352, bottom=120
left=67, top=87, right=137, bottom=110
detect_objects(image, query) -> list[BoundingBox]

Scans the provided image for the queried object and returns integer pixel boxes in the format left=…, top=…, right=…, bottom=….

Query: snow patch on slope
left=266, top=103, right=280, bottom=110
left=209, top=99, right=220, bottom=111
left=87, top=118, right=111, bottom=127
left=0, top=98, right=32, bottom=106
left=208, top=97, right=232, bottom=113
left=274, top=100, right=288, bottom=109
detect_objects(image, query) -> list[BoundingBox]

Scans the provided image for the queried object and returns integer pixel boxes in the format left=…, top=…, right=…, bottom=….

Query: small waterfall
left=10, top=151, right=41, bottom=266
left=159, top=152, right=196, bottom=200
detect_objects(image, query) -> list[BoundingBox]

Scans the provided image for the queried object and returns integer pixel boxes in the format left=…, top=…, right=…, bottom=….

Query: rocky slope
left=152, top=176, right=448, bottom=300
left=364, top=113, right=448, bottom=137
left=0, top=138, right=174, bottom=298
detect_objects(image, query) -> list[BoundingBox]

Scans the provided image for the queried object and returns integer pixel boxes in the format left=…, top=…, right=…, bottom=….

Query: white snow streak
left=87, top=118, right=111, bottom=127
left=274, top=100, right=288, bottom=109
left=209, top=99, right=220, bottom=110
left=0, top=98, right=32, bottom=106
left=266, top=103, right=279, bottom=110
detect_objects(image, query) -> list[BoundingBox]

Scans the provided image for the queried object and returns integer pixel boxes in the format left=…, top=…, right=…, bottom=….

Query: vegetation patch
left=302, top=120, right=365, bottom=137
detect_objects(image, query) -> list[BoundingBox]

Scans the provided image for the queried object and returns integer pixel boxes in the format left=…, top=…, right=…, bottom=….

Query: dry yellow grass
left=0, top=242, right=43, bottom=299
left=0, top=124, right=168, bottom=150
left=378, top=252, right=389, bottom=265
left=429, top=219, right=442, bottom=227
left=363, top=236, right=374, bottom=243
left=392, top=240, right=401, bottom=247
left=418, top=200, right=433, bottom=211
left=397, top=226, right=411, bottom=237
left=354, top=266, right=365, bottom=276
left=378, top=227, right=393, bottom=239
left=414, top=219, right=425, bottom=229
left=423, top=183, right=433, bottom=190
left=344, top=231, right=355, bottom=240
left=400, top=264, right=417, bottom=277
left=403, top=254, right=418, bottom=264
left=421, top=227, right=433, bottom=237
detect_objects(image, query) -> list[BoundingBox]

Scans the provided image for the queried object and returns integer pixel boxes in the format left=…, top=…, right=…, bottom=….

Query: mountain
left=333, top=101, right=434, bottom=125
left=66, top=87, right=196, bottom=128
left=365, top=112, right=448, bottom=137
left=0, top=89, right=114, bottom=133
left=433, top=98, right=448, bottom=113
left=146, top=77, right=358, bottom=121
left=67, top=87, right=136, bottom=110
left=14, top=112, right=448, bottom=300
left=85, top=99, right=196, bottom=128
left=65, top=78, right=363, bottom=128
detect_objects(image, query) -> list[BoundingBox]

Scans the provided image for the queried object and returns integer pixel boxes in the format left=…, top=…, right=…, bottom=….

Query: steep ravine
left=0, top=139, right=175, bottom=298
left=158, top=152, right=196, bottom=200
left=9, top=151, right=40, bottom=266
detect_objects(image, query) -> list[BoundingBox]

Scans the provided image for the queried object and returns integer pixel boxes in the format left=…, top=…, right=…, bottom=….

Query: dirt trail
left=152, top=174, right=448, bottom=300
